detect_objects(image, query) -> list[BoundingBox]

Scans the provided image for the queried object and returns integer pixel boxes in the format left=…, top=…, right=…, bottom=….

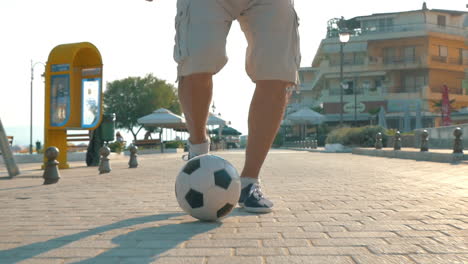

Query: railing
left=327, top=23, right=466, bottom=39
left=383, top=56, right=420, bottom=65
left=329, top=58, right=365, bottom=67
left=448, top=57, right=463, bottom=65
left=430, top=86, right=464, bottom=95
left=387, top=86, right=422, bottom=93
left=431, top=56, right=447, bottom=63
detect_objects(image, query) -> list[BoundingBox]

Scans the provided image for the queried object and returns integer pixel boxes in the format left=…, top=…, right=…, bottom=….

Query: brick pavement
left=0, top=150, right=467, bottom=264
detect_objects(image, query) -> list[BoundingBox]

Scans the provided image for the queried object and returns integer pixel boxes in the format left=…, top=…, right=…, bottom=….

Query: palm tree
left=430, top=99, right=457, bottom=124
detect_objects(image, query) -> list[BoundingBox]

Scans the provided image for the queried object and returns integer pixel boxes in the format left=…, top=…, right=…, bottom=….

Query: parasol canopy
left=137, top=108, right=186, bottom=129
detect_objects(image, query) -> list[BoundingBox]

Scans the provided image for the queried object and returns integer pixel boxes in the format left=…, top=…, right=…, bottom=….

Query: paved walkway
left=0, top=150, right=467, bottom=264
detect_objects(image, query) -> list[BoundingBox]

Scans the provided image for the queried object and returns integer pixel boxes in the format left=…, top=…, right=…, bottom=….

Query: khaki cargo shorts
left=174, top=0, right=301, bottom=85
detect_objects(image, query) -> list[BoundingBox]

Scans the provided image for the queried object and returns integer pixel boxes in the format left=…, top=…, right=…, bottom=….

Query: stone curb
left=352, top=148, right=468, bottom=163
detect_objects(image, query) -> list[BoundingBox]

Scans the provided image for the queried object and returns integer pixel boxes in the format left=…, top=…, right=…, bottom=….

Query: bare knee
left=255, top=80, right=290, bottom=103
left=179, top=73, right=213, bottom=89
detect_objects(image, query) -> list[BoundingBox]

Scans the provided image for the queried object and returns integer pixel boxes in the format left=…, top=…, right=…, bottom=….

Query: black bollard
left=453, top=127, right=464, bottom=154
left=394, top=131, right=402, bottom=150
left=129, top=145, right=139, bottom=168
left=314, top=140, right=318, bottom=149
left=98, top=146, right=111, bottom=174
left=43, top=147, right=61, bottom=185
left=420, top=129, right=429, bottom=152
left=375, top=132, right=383, bottom=150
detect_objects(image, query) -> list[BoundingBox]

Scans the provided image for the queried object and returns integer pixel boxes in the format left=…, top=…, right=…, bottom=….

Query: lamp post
left=30, top=60, right=45, bottom=155
left=339, top=29, right=350, bottom=126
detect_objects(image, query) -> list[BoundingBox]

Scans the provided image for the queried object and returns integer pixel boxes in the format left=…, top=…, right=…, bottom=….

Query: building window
left=437, top=15, right=446, bottom=27
left=362, top=18, right=393, bottom=33
left=403, top=74, right=426, bottom=93
left=383, top=47, right=397, bottom=64
left=463, top=50, right=468, bottom=65
left=404, top=46, right=416, bottom=63
left=439, top=45, right=448, bottom=57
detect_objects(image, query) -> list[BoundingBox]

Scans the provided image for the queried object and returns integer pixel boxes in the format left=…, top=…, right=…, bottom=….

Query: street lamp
left=30, top=60, right=45, bottom=154
left=339, top=29, right=350, bottom=126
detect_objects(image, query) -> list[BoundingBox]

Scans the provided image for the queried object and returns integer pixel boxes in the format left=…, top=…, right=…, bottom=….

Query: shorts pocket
left=174, top=0, right=191, bottom=63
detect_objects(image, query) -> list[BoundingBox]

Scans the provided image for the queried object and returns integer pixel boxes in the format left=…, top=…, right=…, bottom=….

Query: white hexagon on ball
left=175, top=154, right=240, bottom=221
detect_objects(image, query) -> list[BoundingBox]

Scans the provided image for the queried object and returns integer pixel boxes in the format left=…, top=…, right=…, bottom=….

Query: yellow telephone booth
left=44, top=42, right=103, bottom=169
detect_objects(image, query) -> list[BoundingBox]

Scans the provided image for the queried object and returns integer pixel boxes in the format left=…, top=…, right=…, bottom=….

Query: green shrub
left=108, top=141, right=125, bottom=153
left=325, top=126, right=389, bottom=147
left=165, top=140, right=184, bottom=148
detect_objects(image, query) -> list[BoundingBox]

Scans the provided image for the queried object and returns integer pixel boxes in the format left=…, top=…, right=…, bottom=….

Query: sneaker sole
left=243, top=206, right=273, bottom=213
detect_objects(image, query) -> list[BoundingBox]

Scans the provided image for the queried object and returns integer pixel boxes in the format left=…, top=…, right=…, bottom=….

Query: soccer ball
left=175, top=154, right=241, bottom=221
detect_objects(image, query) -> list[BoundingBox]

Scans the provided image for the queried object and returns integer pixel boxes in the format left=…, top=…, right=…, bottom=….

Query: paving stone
left=207, top=256, right=262, bottom=264
left=352, top=255, right=417, bottom=264
left=265, top=256, right=355, bottom=264
left=289, top=246, right=369, bottom=255
left=367, top=244, right=427, bottom=254
left=409, top=254, right=468, bottom=264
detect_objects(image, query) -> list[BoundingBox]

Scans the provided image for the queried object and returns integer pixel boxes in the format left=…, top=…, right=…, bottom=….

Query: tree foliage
left=104, top=74, right=180, bottom=141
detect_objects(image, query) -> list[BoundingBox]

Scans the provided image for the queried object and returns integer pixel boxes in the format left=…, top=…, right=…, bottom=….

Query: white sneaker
left=182, top=138, right=210, bottom=161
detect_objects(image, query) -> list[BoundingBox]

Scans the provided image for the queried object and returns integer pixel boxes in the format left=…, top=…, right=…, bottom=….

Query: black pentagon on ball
left=183, top=159, right=200, bottom=175
left=185, top=189, right=204, bottom=208
left=214, top=169, right=232, bottom=190
left=217, top=203, right=234, bottom=218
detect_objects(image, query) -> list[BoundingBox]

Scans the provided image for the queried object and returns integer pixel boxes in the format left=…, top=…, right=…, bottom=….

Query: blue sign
left=51, top=64, right=70, bottom=72
left=50, top=74, right=70, bottom=127
left=387, top=99, right=422, bottom=113
left=81, top=78, right=102, bottom=128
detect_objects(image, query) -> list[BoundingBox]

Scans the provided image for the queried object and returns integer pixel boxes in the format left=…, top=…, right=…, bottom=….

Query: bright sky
left=0, top=0, right=465, bottom=145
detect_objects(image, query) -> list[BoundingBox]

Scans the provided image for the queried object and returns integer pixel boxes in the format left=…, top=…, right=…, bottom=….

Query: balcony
left=432, top=56, right=447, bottom=63
left=448, top=57, right=465, bottom=65
left=430, top=86, right=464, bottom=95
left=383, top=56, right=421, bottom=65
left=326, top=23, right=466, bottom=39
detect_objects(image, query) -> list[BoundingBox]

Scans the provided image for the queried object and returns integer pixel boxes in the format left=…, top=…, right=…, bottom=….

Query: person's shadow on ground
left=73, top=221, right=218, bottom=264
left=0, top=213, right=217, bottom=263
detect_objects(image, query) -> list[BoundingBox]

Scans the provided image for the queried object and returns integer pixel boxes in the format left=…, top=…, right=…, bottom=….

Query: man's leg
left=178, top=73, right=213, bottom=157
left=241, top=80, right=289, bottom=179
left=238, top=80, right=290, bottom=213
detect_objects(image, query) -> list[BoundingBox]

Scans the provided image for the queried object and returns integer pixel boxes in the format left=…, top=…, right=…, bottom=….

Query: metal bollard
left=98, top=146, right=111, bottom=174
left=393, top=131, right=402, bottom=150
left=453, top=127, right=464, bottom=154
left=43, top=147, right=61, bottom=185
left=129, top=145, right=139, bottom=168
left=420, top=129, right=429, bottom=152
left=375, top=132, right=383, bottom=149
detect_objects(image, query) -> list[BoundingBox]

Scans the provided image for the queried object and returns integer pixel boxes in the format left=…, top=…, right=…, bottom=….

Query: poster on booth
left=50, top=75, right=70, bottom=127
left=81, top=78, right=101, bottom=128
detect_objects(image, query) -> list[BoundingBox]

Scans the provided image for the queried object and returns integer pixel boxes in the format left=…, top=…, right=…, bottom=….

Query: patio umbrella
left=287, top=107, right=325, bottom=140
left=415, top=102, right=422, bottom=129
left=137, top=108, right=186, bottom=129
left=287, top=107, right=326, bottom=125
left=378, top=106, right=387, bottom=129
left=207, top=112, right=227, bottom=126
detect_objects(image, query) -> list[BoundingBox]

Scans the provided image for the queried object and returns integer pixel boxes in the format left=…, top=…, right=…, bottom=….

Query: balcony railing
left=327, top=23, right=466, bottom=39
left=383, top=56, right=420, bottom=65
left=430, top=86, right=464, bottom=95
left=431, top=56, right=447, bottom=63
left=448, top=57, right=464, bottom=65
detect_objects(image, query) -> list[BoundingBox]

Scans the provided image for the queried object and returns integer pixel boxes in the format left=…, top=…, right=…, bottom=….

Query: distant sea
left=3, top=125, right=188, bottom=147
left=3, top=126, right=44, bottom=147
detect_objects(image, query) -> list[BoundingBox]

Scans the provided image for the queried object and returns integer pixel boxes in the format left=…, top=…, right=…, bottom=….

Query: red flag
left=441, top=85, right=452, bottom=126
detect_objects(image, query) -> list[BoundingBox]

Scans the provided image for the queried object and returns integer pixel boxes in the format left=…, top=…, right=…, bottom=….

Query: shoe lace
left=250, top=184, right=264, bottom=200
